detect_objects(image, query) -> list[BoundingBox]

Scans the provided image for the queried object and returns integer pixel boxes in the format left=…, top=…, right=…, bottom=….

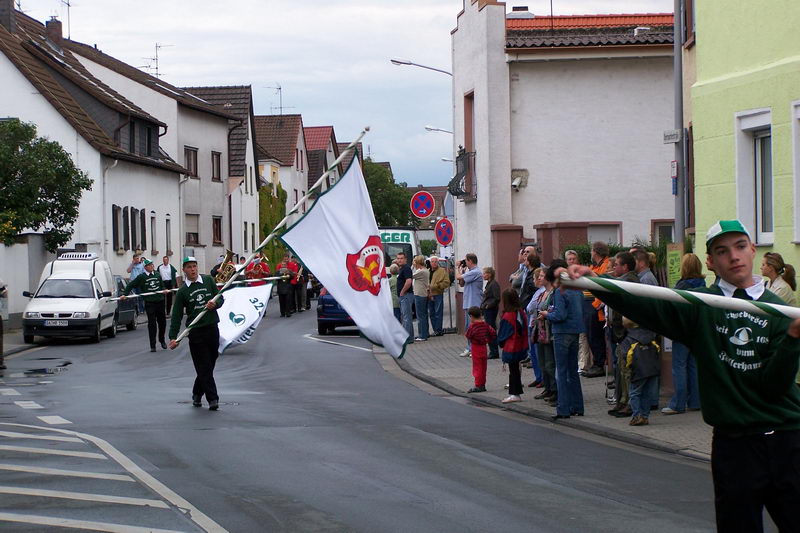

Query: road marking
left=0, top=444, right=107, bottom=460
left=0, top=430, right=82, bottom=443
left=0, top=486, right=168, bottom=508
left=38, top=415, right=72, bottom=425
left=1, top=423, right=228, bottom=532
left=303, top=333, right=373, bottom=352
left=14, top=401, right=43, bottom=409
left=0, top=388, right=20, bottom=396
left=0, top=513, right=187, bottom=533
left=39, top=380, right=54, bottom=384
left=0, top=463, right=134, bottom=482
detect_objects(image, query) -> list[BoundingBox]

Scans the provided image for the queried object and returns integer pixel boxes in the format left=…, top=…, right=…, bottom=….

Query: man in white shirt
left=157, top=256, right=177, bottom=313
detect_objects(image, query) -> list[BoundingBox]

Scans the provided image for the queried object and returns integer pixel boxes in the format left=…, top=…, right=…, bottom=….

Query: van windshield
left=36, top=279, right=95, bottom=298
left=383, top=243, right=413, bottom=265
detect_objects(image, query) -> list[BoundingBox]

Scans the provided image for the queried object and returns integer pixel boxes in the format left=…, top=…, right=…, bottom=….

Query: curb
left=390, top=351, right=711, bottom=464
left=2, top=344, right=34, bottom=358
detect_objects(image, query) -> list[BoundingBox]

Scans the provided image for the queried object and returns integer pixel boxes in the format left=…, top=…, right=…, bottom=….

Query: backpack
left=626, top=340, right=660, bottom=382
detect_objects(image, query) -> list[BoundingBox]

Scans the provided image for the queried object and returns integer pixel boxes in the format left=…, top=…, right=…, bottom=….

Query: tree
left=420, top=239, right=437, bottom=257
left=258, top=183, right=288, bottom=266
left=0, top=119, right=92, bottom=252
left=363, top=158, right=413, bottom=227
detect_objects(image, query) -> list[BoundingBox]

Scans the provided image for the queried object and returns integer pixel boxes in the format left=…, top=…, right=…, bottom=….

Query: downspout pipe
left=673, top=0, right=686, bottom=244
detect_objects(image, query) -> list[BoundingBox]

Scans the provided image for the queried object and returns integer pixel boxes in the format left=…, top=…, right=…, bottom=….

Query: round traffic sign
left=435, top=218, right=454, bottom=246
left=410, top=191, right=435, bottom=219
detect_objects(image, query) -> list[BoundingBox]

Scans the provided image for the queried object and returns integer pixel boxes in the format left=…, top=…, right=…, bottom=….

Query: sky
left=21, top=0, right=672, bottom=187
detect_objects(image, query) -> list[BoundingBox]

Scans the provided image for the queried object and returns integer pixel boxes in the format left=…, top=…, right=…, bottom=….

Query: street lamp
left=441, top=157, right=454, bottom=162
left=390, top=58, right=453, bottom=77
left=425, top=125, right=453, bottom=134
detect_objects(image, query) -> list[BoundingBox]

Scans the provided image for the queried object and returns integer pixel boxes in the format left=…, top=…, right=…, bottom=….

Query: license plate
left=44, top=320, right=68, bottom=327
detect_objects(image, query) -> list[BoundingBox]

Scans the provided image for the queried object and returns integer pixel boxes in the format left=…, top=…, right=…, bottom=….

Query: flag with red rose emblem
left=280, top=158, right=411, bottom=357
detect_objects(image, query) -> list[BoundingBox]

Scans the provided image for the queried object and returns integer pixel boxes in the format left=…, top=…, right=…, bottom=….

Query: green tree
left=420, top=239, right=437, bottom=257
left=363, top=158, right=413, bottom=227
left=258, top=183, right=288, bottom=266
left=0, top=119, right=92, bottom=252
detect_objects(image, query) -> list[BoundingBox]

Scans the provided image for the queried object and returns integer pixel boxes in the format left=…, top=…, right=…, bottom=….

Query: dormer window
left=129, top=122, right=136, bottom=153
left=145, top=127, right=153, bottom=157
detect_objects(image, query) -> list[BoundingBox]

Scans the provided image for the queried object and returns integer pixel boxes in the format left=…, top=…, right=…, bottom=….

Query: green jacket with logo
left=124, top=272, right=165, bottom=303
left=595, top=283, right=800, bottom=434
left=169, top=275, right=223, bottom=339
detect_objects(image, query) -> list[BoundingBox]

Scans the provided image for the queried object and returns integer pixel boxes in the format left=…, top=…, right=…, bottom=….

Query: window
left=165, top=218, right=172, bottom=254
left=652, top=220, right=675, bottom=245
left=302, top=191, right=306, bottom=213
left=295, top=149, right=299, bottom=170
left=243, top=222, right=248, bottom=252
left=251, top=222, right=256, bottom=251
left=683, top=0, right=696, bottom=45
left=250, top=167, right=254, bottom=195
left=464, top=91, right=476, bottom=196
left=294, top=189, right=299, bottom=207
left=212, top=216, right=223, bottom=245
left=184, top=146, right=198, bottom=177
left=687, top=125, right=695, bottom=229
left=140, top=209, right=147, bottom=251
left=123, top=207, right=130, bottom=250
left=212, top=152, right=221, bottom=181
left=112, top=205, right=121, bottom=251
left=755, top=131, right=773, bottom=239
left=735, top=109, right=772, bottom=243
left=150, top=215, right=157, bottom=252
left=244, top=169, right=248, bottom=194
left=185, top=214, right=199, bottom=245
left=129, top=122, right=136, bottom=154
left=145, top=127, right=153, bottom=157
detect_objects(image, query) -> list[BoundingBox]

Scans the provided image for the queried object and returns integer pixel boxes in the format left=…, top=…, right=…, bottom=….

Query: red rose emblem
left=346, top=235, right=386, bottom=296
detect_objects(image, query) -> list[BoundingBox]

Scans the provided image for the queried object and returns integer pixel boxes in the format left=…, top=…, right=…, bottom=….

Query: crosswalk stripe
left=0, top=463, right=134, bottom=482
left=0, top=486, right=169, bottom=508
left=13, top=401, right=43, bottom=409
left=0, top=444, right=107, bottom=460
left=0, top=430, right=82, bottom=443
left=37, top=415, right=72, bottom=425
left=0, top=389, right=20, bottom=396
left=0, top=512, right=187, bottom=533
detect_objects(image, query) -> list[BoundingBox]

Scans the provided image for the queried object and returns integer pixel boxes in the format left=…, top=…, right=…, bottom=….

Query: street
left=0, top=302, right=723, bottom=533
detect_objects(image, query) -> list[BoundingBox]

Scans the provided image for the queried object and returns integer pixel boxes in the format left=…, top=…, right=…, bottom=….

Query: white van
left=22, top=253, right=118, bottom=344
left=379, top=227, right=419, bottom=264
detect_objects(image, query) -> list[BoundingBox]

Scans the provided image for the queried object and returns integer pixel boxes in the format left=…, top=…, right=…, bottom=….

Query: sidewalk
left=2, top=327, right=29, bottom=357
left=382, top=333, right=712, bottom=462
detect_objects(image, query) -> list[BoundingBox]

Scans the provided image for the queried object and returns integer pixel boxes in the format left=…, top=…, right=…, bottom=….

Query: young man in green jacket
left=122, top=259, right=168, bottom=352
left=566, top=220, right=800, bottom=533
left=168, top=257, right=224, bottom=411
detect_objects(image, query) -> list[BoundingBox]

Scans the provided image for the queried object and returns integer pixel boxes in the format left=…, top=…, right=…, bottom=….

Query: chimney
left=507, top=6, right=534, bottom=19
left=0, top=0, right=16, bottom=33
left=46, top=17, right=62, bottom=45
left=512, top=6, right=529, bottom=11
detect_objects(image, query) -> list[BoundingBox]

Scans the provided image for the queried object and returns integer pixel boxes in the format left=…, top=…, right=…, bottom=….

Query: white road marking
left=1, top=423, right=228, bottom=532
left=0, top=444, right=107, bottom=460
left=0, top=486, right=168, bottom=508
left=38, top=380, right=54, bottom=384
left=14, top=401, right=43, bottom=409
left=38, top=415, right=72, bottom=425
left=0, top=513, right=187, bottom=533
left=303, top=333, right=373, bottom=352
left=0, top=463, right=134, bottom=482
left=0, top=388, right=20, bottom=396
left=8, top=373, right=25, bottom=378
left=0, top=430, right=82, bottom=443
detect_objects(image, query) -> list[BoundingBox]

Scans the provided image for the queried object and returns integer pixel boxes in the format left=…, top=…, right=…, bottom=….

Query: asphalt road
left=0, top=301, right=721, bottom=532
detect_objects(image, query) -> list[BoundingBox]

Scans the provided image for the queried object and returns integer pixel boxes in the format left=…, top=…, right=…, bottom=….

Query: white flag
left=217, top=284, right=272, bottom=353
left=281, top=159, right=410, bottom=357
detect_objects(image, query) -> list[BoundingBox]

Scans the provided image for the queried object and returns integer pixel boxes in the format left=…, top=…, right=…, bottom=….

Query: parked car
left=113, top=275, right=138, bottom=331
left=22, top=252, right=117, bottom=343
left=316, top=289, right=356, bottom=335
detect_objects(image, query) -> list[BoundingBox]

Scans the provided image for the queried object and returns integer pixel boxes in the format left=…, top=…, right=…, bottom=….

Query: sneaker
left=661, top=407, right=684, bottom=415
left=534, top=391, right=549, bottom=400
left=414, top=337, right=427, bottom=342
left=501, top=395, right=521, bottom=404
left=458, top=350, right=471, bottom=357
left=630, top=416, right=649, bottom=426
left=208, top=400, right=219, bottom=411
left=192, top=395, right=201, bottom=407
left=150, top=346, right=156, bottom=352
left=467, top=386, right=486, bottom=393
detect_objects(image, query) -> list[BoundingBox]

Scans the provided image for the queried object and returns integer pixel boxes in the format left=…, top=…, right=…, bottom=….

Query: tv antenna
left=60, top=0, right=72, bottom=39
left=265, top=84, right=294, bottom=115
left=140, top=42, right=173, bottom=78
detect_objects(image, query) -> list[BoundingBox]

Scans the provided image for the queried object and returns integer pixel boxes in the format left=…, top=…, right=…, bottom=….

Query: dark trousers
left=507, top=360, right=523, bottom=395
left=306, top=288, right=313, bottom=309
left=144, top=300, right=166, bottom=348
left=188, top=325, right=219, bottom=402
left=483, top=307, right=499, bottom=358
left=163, top=280, right=174, bottom=314
left=582, top=299, right=606, bottom=368
left=278, top=292, right=291, bottom=316
left=293, top=283, right=304, bottom=312
left=712, top=429, right=800, bottom=533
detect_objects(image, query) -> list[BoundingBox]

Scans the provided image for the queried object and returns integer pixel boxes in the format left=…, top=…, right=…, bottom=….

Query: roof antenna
left=265, top=84, right=295, bottom=115
left=141, top=42, right=173, bottom=78
left=60, top=0, right=71, bottom=39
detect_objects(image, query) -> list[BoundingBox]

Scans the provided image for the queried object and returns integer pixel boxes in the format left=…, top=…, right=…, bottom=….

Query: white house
left=450, top=2, right=675, bottom=279
left=0, top=8, right=184, bottom=319
left=63, top=40, right=238, bottom=274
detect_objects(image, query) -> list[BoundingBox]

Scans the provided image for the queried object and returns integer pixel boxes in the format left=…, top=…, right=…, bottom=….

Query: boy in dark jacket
left=622, top=317, right=659, bottom=426
left=465, top=306, right=496, bottom=393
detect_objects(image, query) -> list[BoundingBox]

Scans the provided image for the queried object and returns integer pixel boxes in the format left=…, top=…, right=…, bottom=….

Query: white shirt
left=718, top=276, right=765, bottom=300
left=158, top=264, right=173, bottom=281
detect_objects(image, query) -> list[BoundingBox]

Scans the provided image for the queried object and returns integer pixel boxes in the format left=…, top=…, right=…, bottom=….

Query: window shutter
left=112, top=205, right=120, bottom=250
left=123, top=207, right=130, bottom=250
left=141, top=209, right=147, bottom=251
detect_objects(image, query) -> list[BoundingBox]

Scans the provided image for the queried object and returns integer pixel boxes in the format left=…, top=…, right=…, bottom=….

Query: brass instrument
left=214, top=250, right=237, bottom=284
left=295, top=265, right=304, bottom=283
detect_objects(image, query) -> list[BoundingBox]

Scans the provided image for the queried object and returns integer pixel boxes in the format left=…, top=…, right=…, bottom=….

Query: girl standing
left=497, top=288, right=529, bottom=404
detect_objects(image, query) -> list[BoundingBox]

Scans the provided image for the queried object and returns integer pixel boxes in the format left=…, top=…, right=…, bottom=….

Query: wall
left=0, top=234, right=53, bottom=322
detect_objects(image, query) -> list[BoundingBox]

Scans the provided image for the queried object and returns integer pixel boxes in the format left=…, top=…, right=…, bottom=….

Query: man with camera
left=455, top=253, right=482, bottom=357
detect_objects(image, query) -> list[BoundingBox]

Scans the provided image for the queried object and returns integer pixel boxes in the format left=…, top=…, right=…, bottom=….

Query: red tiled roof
left=303, top=126, right=333, bottom=151
left=506, top=13, right=673, bottom=30
left=337, top=142, right=363, bottom=172
left=253, top=114, right=303, bottom=167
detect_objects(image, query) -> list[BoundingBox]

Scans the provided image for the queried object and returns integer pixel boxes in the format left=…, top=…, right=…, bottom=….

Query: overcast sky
left=22, top=0, right=672, bottom=187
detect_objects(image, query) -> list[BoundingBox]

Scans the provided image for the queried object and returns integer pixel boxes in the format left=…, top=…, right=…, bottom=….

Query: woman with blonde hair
left=411, top=255, right=431, bottom=342
left=761, top=252, right=797, bottom=306
left=662, top=253, right=705, bottom=415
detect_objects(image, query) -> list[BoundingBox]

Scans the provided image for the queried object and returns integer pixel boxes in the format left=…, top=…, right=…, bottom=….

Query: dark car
left=316, top=289, right=356, bottom=335
left=113, top=275, right=138, bottom=331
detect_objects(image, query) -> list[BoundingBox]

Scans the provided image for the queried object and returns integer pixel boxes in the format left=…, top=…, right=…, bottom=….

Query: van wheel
left=90, top=320, right=101, bottom=343
left=126, top=311, right=138, bottom=331
left=23, top=335, right=34, bottom=344
left=104, top=316, right=117, bottom=338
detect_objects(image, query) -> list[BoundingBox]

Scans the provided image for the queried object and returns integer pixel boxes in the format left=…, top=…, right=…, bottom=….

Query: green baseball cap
left=706, top=220, right=751, bottom=251
left=142, top=259, right=153, bottom=266
left=182, top=256, right=197, bottom=265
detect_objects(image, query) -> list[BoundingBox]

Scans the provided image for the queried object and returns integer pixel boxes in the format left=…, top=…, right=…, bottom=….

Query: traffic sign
left=410, top=191, right=435, bottom=219
left=435, top=218, right=454, bottom=246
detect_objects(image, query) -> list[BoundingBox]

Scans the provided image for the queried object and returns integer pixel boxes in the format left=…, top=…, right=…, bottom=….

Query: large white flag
left=281, top=159, right=410, bottom=357
left=217, top=284, right=272, bottom=353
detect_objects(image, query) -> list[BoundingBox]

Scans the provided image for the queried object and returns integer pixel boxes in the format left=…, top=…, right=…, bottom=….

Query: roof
left=506, top=13, right=673, bottom=49
left=181, top=85, right=254, bottom=177
left=375, top=161, right=393, bottom=175
left=303, top=126, right=334, bottom=151
left=253, top=114, right=304, bottom=167
left=306, top=149, right=326, bottom=190
left=337, top=142, right=363, bottom=172
left=0, top=12, right=185, bottom=173
left=62, top=40, right=238, bottom=121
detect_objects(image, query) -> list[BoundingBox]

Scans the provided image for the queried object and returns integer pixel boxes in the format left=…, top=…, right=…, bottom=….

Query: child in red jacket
left=497, top=288, right=529, bottom=404
left=465, top=306, right=496, bottom=393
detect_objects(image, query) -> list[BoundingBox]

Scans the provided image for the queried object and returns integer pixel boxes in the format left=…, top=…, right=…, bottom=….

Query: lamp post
left=425, top=125, right=453, bottom=134
left=390, top=58, right=453, bottom=77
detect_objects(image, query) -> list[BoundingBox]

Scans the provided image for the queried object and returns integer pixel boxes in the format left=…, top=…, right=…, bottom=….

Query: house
left=690, top=1, right=800, bottom=292
left=181, top=86, right=262, bottom=258
left=0, top=6, right=185, bottom=320
left=253, top=114, right=310, bottom=221
left=451, top=1, right=675, bottom=280
left=62, top=38, right=238, bottom=274
left=337, top=142, right=364, bottom=172
left=304, top=125, right=342, bottom=192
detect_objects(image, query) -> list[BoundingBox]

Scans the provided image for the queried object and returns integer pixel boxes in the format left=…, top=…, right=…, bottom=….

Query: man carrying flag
left=281, top=156, right=410, bottom=358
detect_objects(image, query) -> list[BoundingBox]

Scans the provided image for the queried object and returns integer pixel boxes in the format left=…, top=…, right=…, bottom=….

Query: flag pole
left=559, top=273, right=800, bottom=320
left=111, top=276, right=287, bottom=301
left=173, top=127, right=371, bottom=344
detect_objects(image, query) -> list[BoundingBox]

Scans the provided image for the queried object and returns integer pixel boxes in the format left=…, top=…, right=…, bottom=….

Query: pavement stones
left=378, top=333, right=712, bottom=462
